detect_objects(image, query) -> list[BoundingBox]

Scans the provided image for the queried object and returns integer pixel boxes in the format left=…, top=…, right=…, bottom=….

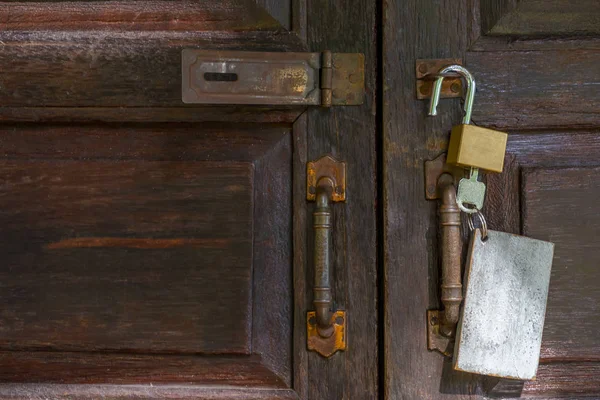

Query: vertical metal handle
left=438, top=174, right=463, bottom=337
left=313, top=181, right=334, bottom=338
left=306, top=155, right=346, bottom=358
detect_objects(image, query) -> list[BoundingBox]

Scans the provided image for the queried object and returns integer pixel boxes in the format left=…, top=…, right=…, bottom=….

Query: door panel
left=0, top=1, right=377, bottom=399
left=384, top=0, right=600, bottom=398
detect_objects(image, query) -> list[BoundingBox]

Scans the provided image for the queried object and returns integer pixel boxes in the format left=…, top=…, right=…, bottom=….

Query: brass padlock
left=447, top=124, right=507, bottom=173
left=429, top=66, right=508, bottom=174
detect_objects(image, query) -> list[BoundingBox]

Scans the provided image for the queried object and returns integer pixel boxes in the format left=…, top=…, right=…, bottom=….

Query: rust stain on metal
left=416, top=58, right=463, bottom=100
left=427, top=310, right=454, bottom=357
left=182, top=50, right=364, bottom=106
left=307, top=310, right=346, bottom=357
left=424, top=153, right=464, bottom=200
left=307, top=155, right=346, bottom=202
left=46, top=237, right=230, bottom=250
left=330, top=53, right=364, bottom=106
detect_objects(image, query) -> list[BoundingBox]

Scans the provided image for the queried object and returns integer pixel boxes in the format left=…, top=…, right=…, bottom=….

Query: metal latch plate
left=307, top=310, right=347, bottom=357
left=182, top=50, right=364, bottom=106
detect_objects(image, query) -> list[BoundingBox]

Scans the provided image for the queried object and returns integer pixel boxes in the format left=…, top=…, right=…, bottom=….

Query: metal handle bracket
left=424, top=154, right=464, bottom=357
left=306, top=155, right=347, bottom=358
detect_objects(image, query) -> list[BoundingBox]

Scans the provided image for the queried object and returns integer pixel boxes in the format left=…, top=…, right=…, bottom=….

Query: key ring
left=467, top=210, right=488, bottom=241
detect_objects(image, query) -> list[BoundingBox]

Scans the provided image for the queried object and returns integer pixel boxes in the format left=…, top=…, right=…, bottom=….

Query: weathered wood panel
left=0, top=161, right=253, bottom=354
left=303, top=0, right=378, bottom=399
left=383, top=0, right=490, bottom=397
left=0, top=31, right=304, bottom=109
left=0, top=123, right=290, bottom=161
left=0, top=384, right=299, bottom=400
left=467, top=50, right=600, bottom=130
left=0, top=352, right=285, bottom=386
left=522, top=167, right=600, bottom=361
left=0, top=1, right=281, bottom=31
left=485, top=0, right=600, bottom=36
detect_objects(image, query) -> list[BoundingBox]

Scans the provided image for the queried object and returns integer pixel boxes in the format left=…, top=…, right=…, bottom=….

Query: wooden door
left=0, top=2, right=377, bottom=399
left=383, top=1, right=600, bottom=399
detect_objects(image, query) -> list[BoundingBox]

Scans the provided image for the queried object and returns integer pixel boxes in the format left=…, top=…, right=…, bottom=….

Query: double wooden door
left=0, top=1, right=598, bottom=399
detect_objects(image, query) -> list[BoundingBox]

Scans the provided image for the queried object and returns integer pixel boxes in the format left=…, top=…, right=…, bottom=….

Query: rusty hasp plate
left=307, top=311, right=347, bottom=357
left=182, top=50, right=364, bottom=106
left=416, top=58, right=463, bottom=100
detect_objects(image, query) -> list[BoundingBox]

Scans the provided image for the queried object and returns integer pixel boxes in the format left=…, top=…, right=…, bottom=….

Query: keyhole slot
left=203, top=72, right=238, bottom=82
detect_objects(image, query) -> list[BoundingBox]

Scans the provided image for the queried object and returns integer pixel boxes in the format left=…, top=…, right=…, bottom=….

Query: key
left=456, top=167, right=485, bottom=213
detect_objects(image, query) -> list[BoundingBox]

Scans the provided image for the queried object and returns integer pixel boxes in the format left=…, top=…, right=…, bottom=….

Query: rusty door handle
left=306, top=155, right=347, bottom=358
left=313, top=183, right=334, bottom=337
left=438, top=174, right=463, bottom=337
left=425, top=167, right=464, bottom=356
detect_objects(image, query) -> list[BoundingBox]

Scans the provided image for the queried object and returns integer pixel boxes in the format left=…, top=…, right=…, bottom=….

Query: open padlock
left=428, top=66, right=554, bottom=381
left=429, top=65, right=508, bottom=214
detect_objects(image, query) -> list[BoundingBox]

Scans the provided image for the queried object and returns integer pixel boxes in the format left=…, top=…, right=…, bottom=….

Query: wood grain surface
left=0, top=1, right=281, bottom=31
left=384, top=0, right=600, bottom=398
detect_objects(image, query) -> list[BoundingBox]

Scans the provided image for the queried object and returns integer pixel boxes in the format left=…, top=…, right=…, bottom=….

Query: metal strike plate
left=416, top=59, right=463, bottom=100
left=424, top=153, right=465, bottom=200
left=307, top=311, right=347, bottom=357
left=427, top=310, right=454, bottom=357
left=182, top=50, right=364, bottom=106
left=307, top=155, right=346, bottom=202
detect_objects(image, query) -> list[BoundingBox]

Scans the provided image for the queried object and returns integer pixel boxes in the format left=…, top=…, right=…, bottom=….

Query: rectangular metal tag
left=454, top=229, right=554, bottom=380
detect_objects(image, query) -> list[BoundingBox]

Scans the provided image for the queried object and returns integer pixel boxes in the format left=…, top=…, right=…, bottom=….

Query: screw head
left=451, top=82, right=461, bottom=93
left=309, top=186, right=316, bottom=195
left=335, top=186, right=343, bottom=195
left=418, top=63, right=428, bottom=74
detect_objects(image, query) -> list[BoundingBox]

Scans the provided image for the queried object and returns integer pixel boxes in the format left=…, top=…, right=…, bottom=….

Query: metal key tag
left=454, top=228, right=554, bottom=380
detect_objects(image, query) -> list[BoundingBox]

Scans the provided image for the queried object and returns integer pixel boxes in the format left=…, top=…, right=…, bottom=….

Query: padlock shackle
left=428, top=65, right=476, bottom=125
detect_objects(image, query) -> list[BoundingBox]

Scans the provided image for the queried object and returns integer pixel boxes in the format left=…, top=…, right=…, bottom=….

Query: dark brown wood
left=0, top=160, right=254, bottom=354
left=0, top=120, right=297, bottom=391
left=523, top=362, right=600, bottom=398
left=0, top=384, right=299, bottom=400
left=303, top=0, right=378, bottom=398
left=383, top=0, right=485, bottom=397
left=467, top=50, right=600, bottom=130
left=0, top=107, right=303, bottom=124
left=0, top=1, right=379, bottom=398
left=0, top=352, right=284, bottom=386
left=0, top=123, right=289, bottom=161
left=252, top=130, right=293, bottom=385
left=0, top=31, right=304, bottom=108
left=385, top=0, right=600, bottom=398
left=482, top=0, right=600, bottom=36
left=0, top=1, right=281, bottom=31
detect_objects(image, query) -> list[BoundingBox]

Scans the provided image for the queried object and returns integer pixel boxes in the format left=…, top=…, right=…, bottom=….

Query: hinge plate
left=182, top=50, right=364, bottom=106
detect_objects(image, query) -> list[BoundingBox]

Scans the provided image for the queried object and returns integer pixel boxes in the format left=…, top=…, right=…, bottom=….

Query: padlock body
left=447, top=124, right=508, bottom=173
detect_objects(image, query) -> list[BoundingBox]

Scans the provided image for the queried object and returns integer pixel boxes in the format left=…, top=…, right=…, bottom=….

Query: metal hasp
left=182, top=50, right=364, bottom=107
left=306, top=155, right=347, bottom=357
left=416, top=59, right=463, bottom=100
left=424, top=154, right=464, bottom=357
